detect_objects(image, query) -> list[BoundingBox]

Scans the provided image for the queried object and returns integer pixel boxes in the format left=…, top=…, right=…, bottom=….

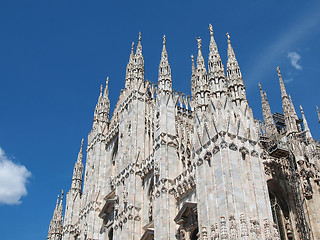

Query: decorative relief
left=202, top=226, right=208, bottom=240
left=220, top=140, right=228, bottom=149
left=211, top=223, right=219, bottom=240
left=251, top=150, right=259, bottom=157
left=169, top=165, right=196, bottom=200
left=229, top=143, right=238, bottom=151
left=249, top=219, right=261, bottom=238
left=197, top=158, right=204, bottom=166
left=229, top=215, right=238, bottom=239
left=220, top=216, right=228, bottom=239
left=212, top=145, right=220, bottom=155
left=240, top=214, right=249, bottom=237
left=113, top=204, right=141, bottom=230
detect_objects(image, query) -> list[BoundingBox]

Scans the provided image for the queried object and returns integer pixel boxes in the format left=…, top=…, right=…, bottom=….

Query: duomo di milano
left=47, top=25, right=320, bottom=240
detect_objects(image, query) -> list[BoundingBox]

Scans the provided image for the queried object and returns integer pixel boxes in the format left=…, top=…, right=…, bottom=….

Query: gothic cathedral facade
left=47, top=25, right=320, bottom=240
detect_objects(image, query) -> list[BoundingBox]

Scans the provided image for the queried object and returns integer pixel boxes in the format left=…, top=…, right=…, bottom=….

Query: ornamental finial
left=277, top=66, right=282, bottom=78
left=209, top=24, right=213, bottom=36
left=226, top=32, right=230, bottom=43
left=197, top=37, right=202, bottom=50
left=100, top=85, right=103, bottom=94
left=60, top=189, right=64, bottom=201
left=131, top=42, right=134, bottom=52
left=138, top=32, right=141, bottom=42
left=163, top=35, right=166, bottom=45
left=81, top=138, right=84, bottom=148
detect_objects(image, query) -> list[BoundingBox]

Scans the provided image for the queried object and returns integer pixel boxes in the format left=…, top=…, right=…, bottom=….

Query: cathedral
left=47, top=25, right=320, bottom=240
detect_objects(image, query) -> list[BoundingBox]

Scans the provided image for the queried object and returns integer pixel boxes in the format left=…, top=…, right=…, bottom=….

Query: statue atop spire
left=104, top=77, right=109, bottom=99
left=209, top=24, right=213, bottom=36
left=197, top=37, right=202, bottom=50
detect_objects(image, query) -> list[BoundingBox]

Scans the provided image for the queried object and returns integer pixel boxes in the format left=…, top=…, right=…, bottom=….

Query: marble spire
left=259, top=83, right=277, bottom=137
left=158, top=35, right=172, bottom=94
left=226, top=33, right=246, bottom=104
left=208, top=24, right=226, bottom=98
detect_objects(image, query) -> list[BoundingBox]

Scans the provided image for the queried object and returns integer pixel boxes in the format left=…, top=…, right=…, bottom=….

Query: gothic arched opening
left=268, top=180, right=294, bottom=240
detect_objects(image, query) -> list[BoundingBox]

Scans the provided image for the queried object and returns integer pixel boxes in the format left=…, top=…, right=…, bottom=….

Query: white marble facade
left=47, top=26, right=320, bottom=240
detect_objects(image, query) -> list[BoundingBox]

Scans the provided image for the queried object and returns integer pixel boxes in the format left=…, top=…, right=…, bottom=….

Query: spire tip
left=226, top=32, right=230, bottom=43
left=197, top=37, right=202, bottom=50
left=209, top=24, right=213, bottom=36
left=163, top=35, right=166, bottom=45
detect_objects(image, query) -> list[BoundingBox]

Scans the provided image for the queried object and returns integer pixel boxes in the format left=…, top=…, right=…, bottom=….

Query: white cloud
left=284, top=78, right=294, bottom=83
left=288, top=52, right=302, bottom=70
left=0, top=147, right=31, bottom=205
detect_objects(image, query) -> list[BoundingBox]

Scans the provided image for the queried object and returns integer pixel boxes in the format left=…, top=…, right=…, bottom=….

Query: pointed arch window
left=268, top=183, right=294, bottom=240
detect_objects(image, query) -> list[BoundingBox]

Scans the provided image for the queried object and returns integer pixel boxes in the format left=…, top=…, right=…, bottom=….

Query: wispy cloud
left=284, top=78, right=294, bottom=83
left=288, top=52, right=302, bottom=70
left=0, top=147, right=31, bottom=205
left=246, top=4, right=320, bottom=86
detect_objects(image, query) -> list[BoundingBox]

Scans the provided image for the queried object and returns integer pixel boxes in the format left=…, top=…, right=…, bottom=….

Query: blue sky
left=0, top=0, right=319, bottom=239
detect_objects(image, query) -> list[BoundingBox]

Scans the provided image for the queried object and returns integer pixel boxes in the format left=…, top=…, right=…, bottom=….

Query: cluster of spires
left=122, top=24, right=247, bottom=109
left=48, top=139, right=84, bottom=239
left=47, top=190, right=64, bottom=238
left=259, top=66, right=318, bottom=140
left=90, top=24, right=320, bottom=144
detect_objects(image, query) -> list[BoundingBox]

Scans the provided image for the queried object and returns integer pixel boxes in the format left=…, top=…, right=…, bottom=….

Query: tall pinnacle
left=277, top=66, right=288, bottom=98
left=194, top=37, right=209, bottom=110
left=317, top=106, right=320, bottom=123
left=77, top=138, right=84, bottom=163
left=125, top=42, right=135, bottom=88
left=277, top=66, right=298, bottom=134
left=72, top=139, right=84, bottom=192
left=226, top=33, right=246, bottom=104
left=300, top=105, right=313, bottom=141
left=208, top=24, right=226, bottom=98
left=55, top=194, right=60, bottom=213
left=195, top=37, right=208, bottom=86
left=58, top=190, right=63, bottom=213
left=259, top=83, right=277, bottom=137
left=158, top=35, right=172, bottom=94
left=134, top=32, right=145, bottom=82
